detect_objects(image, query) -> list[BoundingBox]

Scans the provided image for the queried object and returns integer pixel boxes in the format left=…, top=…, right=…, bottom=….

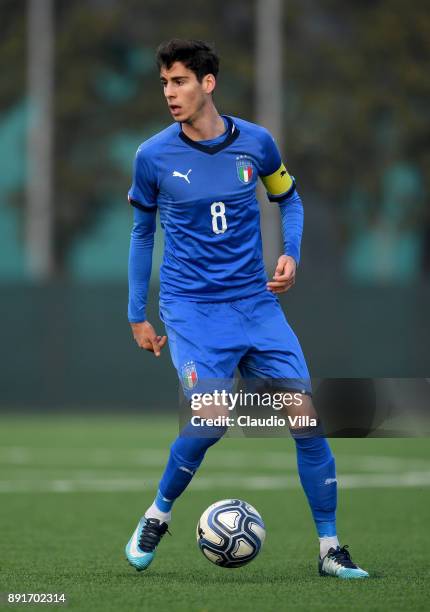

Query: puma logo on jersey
left=172, top=169, right=192, bottom=184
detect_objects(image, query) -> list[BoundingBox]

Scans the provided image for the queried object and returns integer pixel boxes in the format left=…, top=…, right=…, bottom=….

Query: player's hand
left=130, top=321, right=167, bottom=357
left=267, top=255, right=297, bottom=294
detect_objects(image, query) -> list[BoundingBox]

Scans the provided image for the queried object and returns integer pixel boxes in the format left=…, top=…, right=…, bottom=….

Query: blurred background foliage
left=0, top=0, right=429, bottom=280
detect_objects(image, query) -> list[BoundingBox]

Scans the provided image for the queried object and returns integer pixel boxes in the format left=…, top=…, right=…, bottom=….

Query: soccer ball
left=196, top=499, right=266, bottom=568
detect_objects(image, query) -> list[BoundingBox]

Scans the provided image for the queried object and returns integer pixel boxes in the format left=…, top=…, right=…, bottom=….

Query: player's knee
left=190, top=396, right=231, bottom=421
left=290, top=423, right=325, bottom=439
left=170, top=422, right=227, bottom=469
left=180, top=416, right=228, bottom=440
left=286, top=393, right=318, bottom=426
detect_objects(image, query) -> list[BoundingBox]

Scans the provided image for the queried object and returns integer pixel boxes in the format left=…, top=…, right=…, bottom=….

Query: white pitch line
left=1, top=447, right=430, bottom=472
left=0, top=472, right=430, bottom=493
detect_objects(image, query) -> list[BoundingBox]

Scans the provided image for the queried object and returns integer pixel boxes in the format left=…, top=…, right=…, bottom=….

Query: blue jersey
left=128, top=115, right=295, bottom=302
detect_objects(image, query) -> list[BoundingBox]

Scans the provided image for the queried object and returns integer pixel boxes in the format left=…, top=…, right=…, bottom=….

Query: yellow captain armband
left=261, top=163, right=294, bottom=198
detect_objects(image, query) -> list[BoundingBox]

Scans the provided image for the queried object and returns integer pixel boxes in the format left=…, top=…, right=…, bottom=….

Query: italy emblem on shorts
left=181, top=360, right=198, bottom=390
left=236, top=156, right=253, bottom=184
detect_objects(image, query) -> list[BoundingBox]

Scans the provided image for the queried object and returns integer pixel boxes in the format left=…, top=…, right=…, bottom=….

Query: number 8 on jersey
left=211, top=201, right=227, bottom=234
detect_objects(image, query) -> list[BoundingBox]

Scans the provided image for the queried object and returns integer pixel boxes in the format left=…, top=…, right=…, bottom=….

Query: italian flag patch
left=181, top=361, right=198, bottom=390
left=236, top=157, right=254, bottom=184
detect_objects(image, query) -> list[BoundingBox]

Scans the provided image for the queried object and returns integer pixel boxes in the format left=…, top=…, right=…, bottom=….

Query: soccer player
left=125, top=39, right=368, bottom=579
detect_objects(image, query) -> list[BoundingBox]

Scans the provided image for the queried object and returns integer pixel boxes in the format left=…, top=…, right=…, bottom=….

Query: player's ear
left=202, top=74, right=216, bottom=94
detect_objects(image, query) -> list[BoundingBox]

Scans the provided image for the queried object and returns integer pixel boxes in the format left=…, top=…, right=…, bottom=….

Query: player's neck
left=181, top=106, right=225, bottom=142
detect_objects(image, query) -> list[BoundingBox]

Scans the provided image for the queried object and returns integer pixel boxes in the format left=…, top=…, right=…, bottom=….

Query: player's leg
left=287, top=395, right=338, bottom=549
left=145, top=300, right=242, bottom=522
left=125, top=300, right=245, bottom=571
left=289, top=397, right=368, bottom=578
left=145, top=402, right=230, bottom=525
left=125, top=409, right=228, bottom=572
left=239, top=291, right=369, bottom=578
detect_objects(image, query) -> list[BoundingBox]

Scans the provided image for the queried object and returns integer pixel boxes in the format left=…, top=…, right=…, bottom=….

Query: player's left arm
left=259, top=131, right=304, bottom=294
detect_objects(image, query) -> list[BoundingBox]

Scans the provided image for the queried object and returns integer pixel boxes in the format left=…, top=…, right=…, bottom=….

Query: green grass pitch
left=0, top=415, right=429, bottom=611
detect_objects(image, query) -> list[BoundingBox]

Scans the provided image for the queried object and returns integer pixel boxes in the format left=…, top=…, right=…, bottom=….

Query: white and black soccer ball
left=196, top=499, right=266, bottom=568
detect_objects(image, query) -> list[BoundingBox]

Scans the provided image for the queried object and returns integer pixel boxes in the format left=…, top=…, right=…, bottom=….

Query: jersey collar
left=178, top=115, right=240, bottom=155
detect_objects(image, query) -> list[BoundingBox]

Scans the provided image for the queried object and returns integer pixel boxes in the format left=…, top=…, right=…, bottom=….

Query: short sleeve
left=258, top=129, right=282, bottom=177
left=128, top=146, right=158, bottom=211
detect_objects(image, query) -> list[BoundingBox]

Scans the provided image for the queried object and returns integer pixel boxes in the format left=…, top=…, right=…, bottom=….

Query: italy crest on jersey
left=181, top=360, right=198, bottom=390
left=236, top=156, right=253, bottom=184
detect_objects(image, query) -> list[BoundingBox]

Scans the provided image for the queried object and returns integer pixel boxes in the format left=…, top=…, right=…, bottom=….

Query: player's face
left=160, top=62, right=213, bottom=123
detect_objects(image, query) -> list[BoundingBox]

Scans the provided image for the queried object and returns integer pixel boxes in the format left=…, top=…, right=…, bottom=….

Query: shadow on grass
left=116, top=567, right=313, bottom=585
left=115, top=565, right=389, bottom=585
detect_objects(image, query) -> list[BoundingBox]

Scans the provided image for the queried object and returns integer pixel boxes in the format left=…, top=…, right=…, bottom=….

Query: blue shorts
left=159, top=291, right=311, bottom=398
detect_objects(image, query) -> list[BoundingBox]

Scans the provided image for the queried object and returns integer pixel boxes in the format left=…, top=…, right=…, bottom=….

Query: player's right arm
left=128, top=146, right=167, bottom=357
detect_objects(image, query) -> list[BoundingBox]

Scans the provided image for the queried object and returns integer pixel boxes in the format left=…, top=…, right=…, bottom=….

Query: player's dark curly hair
left=156, top=39, right=219, bottom=82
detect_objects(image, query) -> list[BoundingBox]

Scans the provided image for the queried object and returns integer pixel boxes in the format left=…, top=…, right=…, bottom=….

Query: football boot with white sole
left=125, top=516, right=169, bottom=572
left=319, top=545, right=369, bottom=579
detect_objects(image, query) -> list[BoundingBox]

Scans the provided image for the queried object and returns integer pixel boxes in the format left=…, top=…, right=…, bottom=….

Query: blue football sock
left=156, top=419, right=227, bottom=511
left=293, top=433, right=337, bottom=537
left=154, top=489, right=173, bottom=513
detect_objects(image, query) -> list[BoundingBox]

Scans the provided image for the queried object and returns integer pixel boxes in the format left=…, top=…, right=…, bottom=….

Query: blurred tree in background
left=0, top=0, right=428, bottom=276
left=284, top=0, right=429, bottom=213
left=0, top=1, right=26, bottom=109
